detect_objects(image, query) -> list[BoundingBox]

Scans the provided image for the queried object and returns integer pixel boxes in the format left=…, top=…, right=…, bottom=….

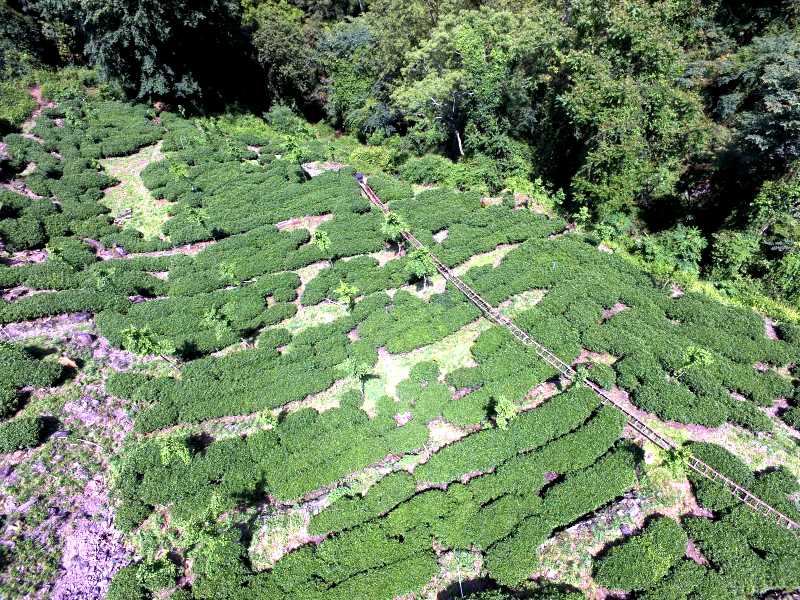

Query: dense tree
left=714, top=34, right=800, bottom=179
left=25, top=0, right=254, bottom=104
left=245, top=0, right=321, bottom=108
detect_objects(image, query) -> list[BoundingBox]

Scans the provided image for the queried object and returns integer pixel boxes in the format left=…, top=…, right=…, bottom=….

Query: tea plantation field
left=1, top=84, right=799, bottom=599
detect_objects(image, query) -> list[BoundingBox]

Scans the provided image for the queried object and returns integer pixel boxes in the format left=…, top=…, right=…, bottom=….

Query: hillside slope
left=1, top=87, right=799, bottom=599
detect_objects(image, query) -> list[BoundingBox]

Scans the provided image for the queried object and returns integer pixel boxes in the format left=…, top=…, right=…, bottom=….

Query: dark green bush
left=400, top=153, right=453, bottom=185
left=0, top=417, right=44, bottom=453
left=0, top=342, right=62, bottom=419
left=415, top=387, right=599, bottom=485
left=106, top=565, right=146, bottom=600
left=594, top=517, right=688, bottom=591
left=486, top=445, right=638, bottom=586
left=638, top=560, right=707, bottom=600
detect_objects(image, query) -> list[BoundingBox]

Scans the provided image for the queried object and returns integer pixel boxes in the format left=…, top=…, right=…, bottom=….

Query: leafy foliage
left=594, top=517, right=688, bottom=591
left=27, top=0, right=251, bottom=104
left=380, top=211, right=408, bottom=242
left=0, top=417, right=44, bottom=453
left=405, top=247, right=436, bottom=283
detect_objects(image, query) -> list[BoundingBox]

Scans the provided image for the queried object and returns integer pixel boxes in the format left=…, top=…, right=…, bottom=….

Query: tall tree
left=31, top=0, right=254, bottom=104
left=716, top=34, right=800, bottom=178
left=245, top=0, right=321, bottom=108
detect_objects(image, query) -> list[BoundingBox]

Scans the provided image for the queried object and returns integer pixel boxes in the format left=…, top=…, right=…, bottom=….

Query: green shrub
left=309, top=472, right=416, bottom=535
left=709, top=230, right=760, bottom=280
left=106, top=565, right=146, bottom=600
left=594, top=517, right=688, bottom=591
left=367, top=174, right=414, bottom=204
left=348, top=145, right=393, bottom=173
left=415, top=388, right=598, bottom=484
left=782, top=406, right=800, bottom=429
left=486, top=445, right=638, bottom=586
left=0, top=417, right=44, bottom=453
left=137, top=559, right=177, bottom=592
left=190, top=532, right=251, bottom=599
left=483, top=515, right=551, bottom=587
left=400, top=153, right=453, bottom=185
left=685, top=442, right=756, bottom=512
left=638, top=560, right=707, bottom=600
left=0, top=80, right=36, bottom=133
left=0, top=342, right=62, bottom=418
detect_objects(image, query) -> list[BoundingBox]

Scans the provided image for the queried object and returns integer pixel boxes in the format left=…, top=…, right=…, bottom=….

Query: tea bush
left=415, top=387, right=599, bottom=485
left=356, top=288, right=481, bottom=354
left=600, top=443, right=800, bottom=599
left=309, top=472, right=417, bottom=535
left=0, top=417, right=45, bottom=453
left=116, top=392, right=430, bottom=528
left=593, top=517, right=687, bottom=591
left=97, top=278, right=299, bottom=358
left=465, top=235, right=800, bottom=429
left=0, top=342, right=62, bottom=419
left=485, top=445, right=638, bottom=585
left=4, top=81, right=799, bottom=600
left=637, top=559, right=707, bottom=600
left=390, top=188, right=565, bottom=267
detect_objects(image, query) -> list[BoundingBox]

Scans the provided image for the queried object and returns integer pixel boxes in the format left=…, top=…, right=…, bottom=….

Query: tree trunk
left=455, top=130, right=465, bottom=157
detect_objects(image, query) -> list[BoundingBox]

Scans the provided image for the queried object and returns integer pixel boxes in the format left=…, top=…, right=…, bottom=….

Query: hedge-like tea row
left=114, top=390, right=431, bottom=530
left=684, top=441, right=759, bottom=512
left=97, top=272, right=299, bottom=358
left=468, top=405, right=626, bottom=504
left=593, top=517, right=688, bottom=591
left=414, top=386, right=599, bottom=485
left=264, top=524, right=436, bottom=598
left=0, top=417, right=45, bottom=453
left=166, top=227, right=311, bottom=296
left=683, top=493, right=800, bottom=597
left=389, top=188, right=565, bottom=267
left=0, top=342, right=62, bottom=419
left=114, top=381, right=630, bottom=596
left=1, top=97, right=165, bottom=257
left=298, top=406, right=630, bottom=593
left=310, top=403, right=624, bottom=539
left=299, top=191, right=565, bottom=305
left=356, top=288, right=481, bottom=354
left=637, top=559, right=707, bottom=600
left=464, top=235, right=800, bottom=428
left=308, top=472, right=417, bottom=535
left=141, top=123, right=378, bottom=251
left=301, top=255, right=410, bottom=306
left=484, top=444, right=639, bottom=585
left=441, top=326, right=559, bottom=426
left=616, top=443, right=800, bottom=599
left=0, top=288, right=132, bottom=323
left=114, top=320, right=352, bottom=430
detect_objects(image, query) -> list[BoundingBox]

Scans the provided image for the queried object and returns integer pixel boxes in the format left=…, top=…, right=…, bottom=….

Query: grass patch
left=363, top=319, right=490, bottom=413
left=100, top=142, right=170, bottom=240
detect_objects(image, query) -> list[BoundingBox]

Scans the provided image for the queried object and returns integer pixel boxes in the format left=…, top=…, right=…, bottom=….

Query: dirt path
left=275, top=213, right=333, bottom=235
left=86, top=238, right=217, bottom=260
left=18, top=85, right=55, bottom=141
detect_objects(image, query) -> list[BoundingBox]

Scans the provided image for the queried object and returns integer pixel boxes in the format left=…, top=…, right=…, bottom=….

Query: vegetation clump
left=594, top=517, right=688, bottom=591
